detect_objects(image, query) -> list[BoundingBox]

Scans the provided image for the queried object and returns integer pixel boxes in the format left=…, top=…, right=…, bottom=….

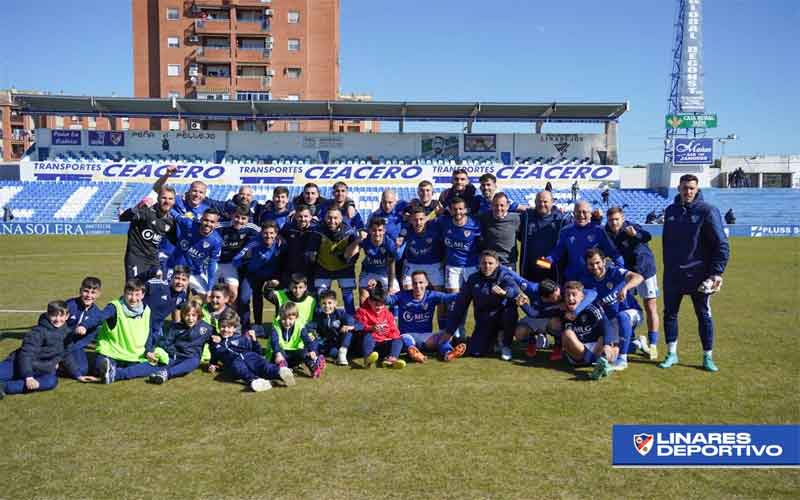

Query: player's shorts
left=124, top=256, right=159, bottom=281
left=635, top=275, right=659, bottom=299
left=445, top=265, right=478, bottom=290
left=217, top=263, right=240, bottom=287
left=565, top=341, right=598, bottom=366
left=403, top=331, right=444, bottom=350
left=359, top=272, right=399, bottom=292
left=517, top=317, right=550, bottom=334
left=315, top=277, right=357, bottom=292
left=610, top=308, right=643, bottom=336
left=402, top=262, right=444, bottom=288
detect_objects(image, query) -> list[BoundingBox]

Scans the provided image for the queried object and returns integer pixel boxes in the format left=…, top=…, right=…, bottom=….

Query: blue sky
left=0, top=0, right=796, bottom=164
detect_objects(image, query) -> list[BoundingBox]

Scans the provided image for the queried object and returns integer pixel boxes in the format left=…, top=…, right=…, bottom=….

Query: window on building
left=287, top=121, right=300, bottom=131
left=167, top=36, right=180, bottom=48
left=286, top=94, right=300, bottom=101
left=237, top=9, right=264, bottom=22
left=55, top=116, right=64, bottom=128
left=239, top=121, right=256, bottom=131
left=288, top=39, right=301, bottom=52
left=205, top=37, right=230, bottom=48
left=285, top=67, right=302, bottom=79
left=121, top=117, right=130, bottom=130
left=205, top=65, right=230, bottom=77
left=288, top=10, right=300, bottom=23
left=166, top=8, right=180, bottom=20
left=238, top=38, right=265, bottom=50
left=237, top=92, right=271, bottom=101
left=204, top=9, right=229, bottom=20
left=167, top=64, right=181, bottom=77
left=237, top=66, right=267, bottom=77
left=168, top=120, right=180, bottom=130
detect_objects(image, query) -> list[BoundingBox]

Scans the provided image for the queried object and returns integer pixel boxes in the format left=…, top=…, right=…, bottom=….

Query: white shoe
left=250, top=378, right=272, bottom=392
left=278, top=366, right=296, bottom=386
left=336, top=348, right=349, bottom=366
left=501, top=346, right=513, bottom=361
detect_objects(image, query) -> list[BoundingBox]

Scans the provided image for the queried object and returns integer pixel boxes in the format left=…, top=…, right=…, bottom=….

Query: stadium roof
left=12, top=94, right=628, bottom=124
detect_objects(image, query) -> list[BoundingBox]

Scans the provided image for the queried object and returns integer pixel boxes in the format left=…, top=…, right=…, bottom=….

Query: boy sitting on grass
left=1, top=301, right=90, bottom=398
left=355, top=285, right=405, bottom=369
left=208, top=310, right=295, bottom=392
left=147, top=300, right=214, bottom=384
left=314, top=290, right=357, bottom=366
left=266, top=302, right=326, bottom=379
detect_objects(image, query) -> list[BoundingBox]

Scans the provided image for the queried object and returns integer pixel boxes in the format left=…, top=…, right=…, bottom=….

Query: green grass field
left=0, top=235, right=798, bottom=499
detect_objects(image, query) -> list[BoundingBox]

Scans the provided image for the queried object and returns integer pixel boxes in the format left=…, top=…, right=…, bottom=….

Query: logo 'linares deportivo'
left=634, top=434, right=654, bottom=456
left=554, top=142, right=570, bottom=157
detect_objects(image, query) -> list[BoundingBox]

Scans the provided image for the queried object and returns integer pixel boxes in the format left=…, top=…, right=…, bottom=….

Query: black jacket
left=15, top=314, right=78, bottom=378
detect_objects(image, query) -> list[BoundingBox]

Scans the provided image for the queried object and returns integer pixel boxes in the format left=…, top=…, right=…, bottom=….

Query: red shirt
left=355, top=301, right=400, bottom=342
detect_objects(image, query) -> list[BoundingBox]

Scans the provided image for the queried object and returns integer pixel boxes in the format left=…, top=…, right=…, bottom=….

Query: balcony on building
left=194, top=11, right=230, bottom=34
left=195, top=45, right=231, bottom=63
left=235, top=8, right=271, bottom=33
left=236, top=37, right=272, bottom=62
left=230, top=0, right=272, bottom=7
left=236, top=66, right=272, bottom=91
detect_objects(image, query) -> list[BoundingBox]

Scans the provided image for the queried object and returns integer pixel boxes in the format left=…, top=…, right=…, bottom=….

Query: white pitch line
left=0, top=252, right=119, bottom=258
left=0, top=309, right=42, bottom=313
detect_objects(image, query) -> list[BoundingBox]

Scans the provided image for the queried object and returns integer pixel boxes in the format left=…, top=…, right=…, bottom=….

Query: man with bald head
left=369, top=189, right=407, bottom=241
left=540, top=200, right=623, bottom=282
left=519, top=190, right=566, bottom=283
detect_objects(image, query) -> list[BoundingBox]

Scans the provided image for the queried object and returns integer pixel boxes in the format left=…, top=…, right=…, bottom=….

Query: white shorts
left=445, top=265, right=478, bottom=290
left=189, top=274, right=211, bottom=295
left=217, top=263, right=240, bottom=287
left=517, top=317, right=550, bottom=334
left=402, top=262, right=444, bottom=288
left=610, top=308, right=643, bottom=336
left=636, top=275, right=659, bottom=299
left=359, top=272, right=399, bottom=292
left=315, top=277, right=357, bottom=292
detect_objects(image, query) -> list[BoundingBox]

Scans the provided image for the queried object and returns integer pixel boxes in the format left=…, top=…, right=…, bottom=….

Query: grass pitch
left=0, top=235, right=798, bottom=499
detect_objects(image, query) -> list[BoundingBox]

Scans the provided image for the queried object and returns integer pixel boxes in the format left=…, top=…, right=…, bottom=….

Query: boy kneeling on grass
left=355, top=285, right=405, bottom=369
left=146, top=300, right=214, bottom=384
left=208, top=310, right=295, bottom=392
left=266, top=302, right=326, bottom=379
left=1, top=301, right=91, bottom=398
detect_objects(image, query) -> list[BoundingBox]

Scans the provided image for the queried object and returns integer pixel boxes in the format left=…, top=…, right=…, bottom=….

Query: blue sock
left=617, top=313, right=633, bottom=355
left=648, top=331, right=659, bottom=346
left=400, top=334, right=415, bottom=350
left=581, top=348, right=597, bottom=364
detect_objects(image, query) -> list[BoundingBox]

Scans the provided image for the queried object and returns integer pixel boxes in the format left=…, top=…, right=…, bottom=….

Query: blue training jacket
left=604, top=221, right=657, bottom=279
left=662, top=191, right=730, bottom=292
left=548, top=222, right=624, bottom=281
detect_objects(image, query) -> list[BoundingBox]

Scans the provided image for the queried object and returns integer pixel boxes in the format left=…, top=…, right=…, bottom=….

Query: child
left=147, top=300, right=214, bottom=384
left=144, top=265, right=190, bottom=339
left=94, top=278, right=161, bottom=384
left=0, top=301, right=85, bottom=398
left=262, top=273, right=316, bottom=332
left=314, top=290, right=356, bottom=366
left=208, top=310, right=295, bottom=392
left=63, top=276, right=104, bottom=378
left=355, top=285, right=405, bottom=369
left=267, top=303, right=326, bottom=378
left=202, top=283, right=235, bottom=331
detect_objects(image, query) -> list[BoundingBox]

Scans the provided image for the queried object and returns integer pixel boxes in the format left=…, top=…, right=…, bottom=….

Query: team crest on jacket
left=606, top=282, right=613, bottom=289
left=691, top=215, right=700, bottom=223
left=426, top=238, right=432, bottom=244
left=203, top=242, right=210, bottom=248
left=633, top=434, right=654, bottom=456
left=587, top=234, right=595, bottom=242
left=464, top=230, right=471, bottom=237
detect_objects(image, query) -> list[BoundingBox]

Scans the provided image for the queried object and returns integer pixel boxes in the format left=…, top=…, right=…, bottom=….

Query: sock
left=338, top=346, right=348, bottom=358
left=619, top=353, right=628, bottom=361
left=667, top=341, right=677, bottom=354
left=704, top=350, right=712, bottom=357
left=400, top=334, right=415, bottom=349
left=581, top=348, right=597, bottom=364
left=648, top=331, right=659, bottom=346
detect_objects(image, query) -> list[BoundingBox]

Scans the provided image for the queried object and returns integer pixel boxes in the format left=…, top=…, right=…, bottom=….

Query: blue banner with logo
left=51, top=130, right=81, bottom=146
left=613, top=425, right=800, bottom=467
left=0, top=222, right=129, bottom=236
left=673, top=138, right=713, bottom=165
left=88, top=131, right=125, bottom=147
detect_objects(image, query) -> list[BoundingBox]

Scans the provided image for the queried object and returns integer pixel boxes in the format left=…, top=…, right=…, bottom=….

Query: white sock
left=668, top=341, right=678, bottom=354
left=339, top=347, right=348, bottom=358
left=704, top=350, right=712, bottom=357
left=619, top=354, right=628, bottom=361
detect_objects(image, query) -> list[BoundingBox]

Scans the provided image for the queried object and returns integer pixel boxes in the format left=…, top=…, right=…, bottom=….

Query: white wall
left=619, top=166, right=648, bottom=189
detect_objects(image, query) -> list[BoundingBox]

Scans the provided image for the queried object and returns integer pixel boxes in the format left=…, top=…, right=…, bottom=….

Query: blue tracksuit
left=209, top=333, right=281, bottom=383
left=662, top=192, right=730, bottom=351
left=519, top=208, right=566, bottom=283
left=255, top=201, right=293, bottom=230
left=155, top=320, right=214, bottom=378
left=144, top=278, right=188, bottom=338
left=548, top=222, right=623, bottom=282
left=63, top=297, right=107, bottom=378
left=605, top=221, right=657, bottom=280
left=369, top=202, right=408, bottom=240
left=446, top=268, right=520, bottom=356
left=1, top=314, right=79, bottom=394
left=233, top=240, right=283, bottom=328
left=312, top=308, right=357, bottom=358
